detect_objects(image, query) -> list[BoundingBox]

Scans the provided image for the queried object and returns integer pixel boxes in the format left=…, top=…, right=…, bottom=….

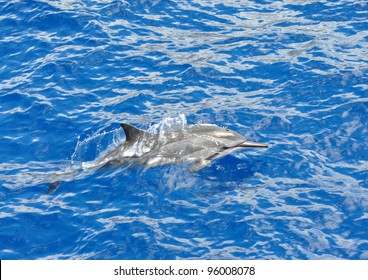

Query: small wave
left=0, top=161, right=72, bottom=190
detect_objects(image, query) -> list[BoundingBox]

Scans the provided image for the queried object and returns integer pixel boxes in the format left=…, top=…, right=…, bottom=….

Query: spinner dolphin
left=48, top=122, right=268, bottom=193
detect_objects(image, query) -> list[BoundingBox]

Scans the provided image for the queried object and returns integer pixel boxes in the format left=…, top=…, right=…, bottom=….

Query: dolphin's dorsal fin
left=121, top=123, right=149, bottom=142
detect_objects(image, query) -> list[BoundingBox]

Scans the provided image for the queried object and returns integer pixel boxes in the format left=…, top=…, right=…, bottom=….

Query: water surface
left=0, top=0, right=367, bottom=259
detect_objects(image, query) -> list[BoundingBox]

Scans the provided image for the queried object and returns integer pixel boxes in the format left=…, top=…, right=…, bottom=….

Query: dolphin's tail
left=45, top=167, right=80, bottom=194
left=47, top=181, right=62, bottom=194
left=46, top=181, right=61, bottom=194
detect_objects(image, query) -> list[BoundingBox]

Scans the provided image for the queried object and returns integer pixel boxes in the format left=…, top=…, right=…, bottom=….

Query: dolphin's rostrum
left=48, top=122, right=268, bottom=193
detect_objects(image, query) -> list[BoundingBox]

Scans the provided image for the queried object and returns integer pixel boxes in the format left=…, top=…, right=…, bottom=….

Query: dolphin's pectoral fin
left=189, top=159, right=211, bottom=172
left=47, top=181, right=62, bottom=194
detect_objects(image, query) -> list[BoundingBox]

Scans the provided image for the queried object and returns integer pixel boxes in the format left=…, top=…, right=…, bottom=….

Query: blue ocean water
left=0, top=0, right=367, bottom=260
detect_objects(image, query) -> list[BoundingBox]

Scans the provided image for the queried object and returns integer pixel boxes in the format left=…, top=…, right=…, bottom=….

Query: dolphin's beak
left=240, top=141, right=269, bottom=148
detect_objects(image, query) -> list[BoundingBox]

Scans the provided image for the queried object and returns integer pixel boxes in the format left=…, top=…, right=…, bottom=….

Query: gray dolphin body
left=97, top=123, right=268, bottom=171
left=48, top=123, right=268, bottom=193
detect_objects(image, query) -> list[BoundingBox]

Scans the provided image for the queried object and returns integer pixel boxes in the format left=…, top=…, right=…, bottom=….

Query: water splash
left=72, top=114, right=188, bottom=165
left=0, top=116, right=192, bottom=191
left=148, top=113, right=188, bottom=134
left=71, top=128, right=125, bottom=165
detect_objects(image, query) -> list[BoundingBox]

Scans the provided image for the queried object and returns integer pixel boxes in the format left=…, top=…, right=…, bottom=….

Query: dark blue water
left=1, top=0, right=367, bottom=260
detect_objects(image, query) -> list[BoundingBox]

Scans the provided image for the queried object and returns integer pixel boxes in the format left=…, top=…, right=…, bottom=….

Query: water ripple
left=0, top=0, right=367, bottom=260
